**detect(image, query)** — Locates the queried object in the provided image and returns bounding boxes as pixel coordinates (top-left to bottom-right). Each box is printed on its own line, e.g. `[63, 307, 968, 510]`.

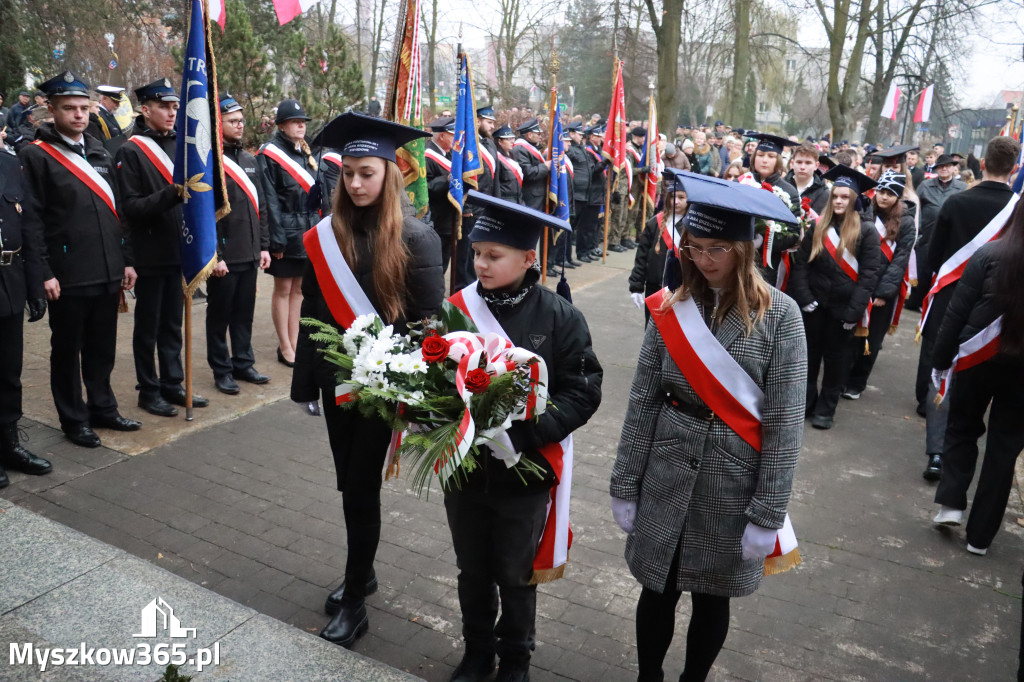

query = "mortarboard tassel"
[663, 249, 683, 292]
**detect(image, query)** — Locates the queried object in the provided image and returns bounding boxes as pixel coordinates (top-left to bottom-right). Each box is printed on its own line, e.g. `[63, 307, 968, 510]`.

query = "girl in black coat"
[789, 165, 881, 429]
[931, 201, 1024, 555]
[628, 182, 688, 322]
[844, 171, 917, 398]
[746, 134, 802, 286]
[290, 113, 444, 648]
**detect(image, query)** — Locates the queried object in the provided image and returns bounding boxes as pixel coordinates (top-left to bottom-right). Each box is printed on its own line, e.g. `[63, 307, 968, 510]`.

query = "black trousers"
[133, 272, 184, 397]
[48, 291, 120, 429]
[546, 230, 570, 266]
[846, 301, 893, 393]
[0, 312, 24, 425]
[322, 395, 392, 597]
[206, 264, 257, 378]
[454, 218, 477, 291]
[803, 308, 856, 418]
[444, 486, 549, 663]
[934, 362, 1024, 549]
[573, 205, 600, 256]
[438, 231, 453, 274]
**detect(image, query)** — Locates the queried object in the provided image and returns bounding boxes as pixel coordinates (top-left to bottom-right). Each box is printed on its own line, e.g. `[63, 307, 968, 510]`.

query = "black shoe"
[1, 423, 54, 473]
[923, 454, 942, 481]
[215, 374, 240, 395]
[91, 414, 142, 431]
[325, 571, 378, 616]
[609, 244, 627, 253]
[0, 467, 8, 488]
[622, 239, 638, 249]
[277, 348, 295, 368]
[319, 598, 369, 648]
[578, 253, 594, 263]
[63, 423, 101, 449]
[810, 415, 833, 430]
[545, 267, 561, 278]
[590, 248, 606, 258]
[560, 260, 578, 269]
[916, 404, 927, 418]
[450, 647, 497, 682]
[233, 367, 270, 385]
[567, 258, 583, 267]
[495, 660, 530, 682]
[139, 394, 178, 418]
[161, 387, 209, 408]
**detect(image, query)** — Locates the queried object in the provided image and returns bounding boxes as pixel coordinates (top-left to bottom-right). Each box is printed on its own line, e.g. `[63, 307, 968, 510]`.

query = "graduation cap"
[823, 164, 877, 195]
[134, 78, 178, 103]
[662, 168, 796, 242]
[750, 132, 797, 155]
[465, 190, 571, 251]
[275, 98, 310, 123]
[517, 117, 542, 135]
[477, 105, 496, 121]
[818, 154, 836, 170]
[494, 124, 515, 139]
[38, 71, 90, 99]
[219, 94, 243, 114]
[874, 144, 918, 164]
[315, 111, 430, 163]
[875, 169, 906, 198]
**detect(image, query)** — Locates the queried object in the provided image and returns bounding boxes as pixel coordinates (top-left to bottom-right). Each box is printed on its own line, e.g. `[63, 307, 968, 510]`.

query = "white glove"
[741, 522, 778, 560]
[476, 424, 520, 467]
[842, 321, 856, 331]
[801, 301, 818, 313]
[611, 497, 637, 534]
[931, 368, 945, 390]
[630, 292, 645, 311]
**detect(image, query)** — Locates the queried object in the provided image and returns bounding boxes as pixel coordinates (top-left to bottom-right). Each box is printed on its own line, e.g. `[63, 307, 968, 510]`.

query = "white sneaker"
[966, 543, 988, 556]
[841, 389, 861, 400]
[933, 507, 963, 526]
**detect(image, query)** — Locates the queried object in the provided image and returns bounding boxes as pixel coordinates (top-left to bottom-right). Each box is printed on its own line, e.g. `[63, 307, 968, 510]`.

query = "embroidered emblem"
[529, 334, 546, 349]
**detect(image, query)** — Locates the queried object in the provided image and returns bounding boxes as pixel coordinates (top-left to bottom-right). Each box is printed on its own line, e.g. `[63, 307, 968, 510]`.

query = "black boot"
[324, 569, 378, 615]
[0, 422, 52, 475]
[0, 466, 9, 489]
[319, 597, 368, 648]
[450, 645, 496, 682]
[923, 453, 942, 481]
[495, 658, 530, 682]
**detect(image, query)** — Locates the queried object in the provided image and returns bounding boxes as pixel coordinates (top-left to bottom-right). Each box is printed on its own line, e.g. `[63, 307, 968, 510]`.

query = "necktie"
[71, 143, 85, 157]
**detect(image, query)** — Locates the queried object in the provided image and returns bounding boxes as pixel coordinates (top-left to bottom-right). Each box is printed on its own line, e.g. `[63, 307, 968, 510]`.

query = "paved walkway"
[4, 255, 1023, 680]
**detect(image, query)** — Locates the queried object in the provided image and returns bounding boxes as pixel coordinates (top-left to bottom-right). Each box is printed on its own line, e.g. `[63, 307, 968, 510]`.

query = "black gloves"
[27, 298, 46, 322]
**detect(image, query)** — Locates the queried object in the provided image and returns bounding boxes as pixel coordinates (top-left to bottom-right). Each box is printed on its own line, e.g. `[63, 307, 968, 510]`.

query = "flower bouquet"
[737, 174, 809, 268]
[302, 303, 550, 494]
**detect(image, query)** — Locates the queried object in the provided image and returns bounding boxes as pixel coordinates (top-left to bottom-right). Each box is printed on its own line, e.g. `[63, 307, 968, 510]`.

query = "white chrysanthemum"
[363, 347, 391, 372]
[368, 375, 390, 392]
[388, 354, 411, 373]
[407, 357, 428, 374]
[351, 314, 375, 332]
[351, 366, 372, 386]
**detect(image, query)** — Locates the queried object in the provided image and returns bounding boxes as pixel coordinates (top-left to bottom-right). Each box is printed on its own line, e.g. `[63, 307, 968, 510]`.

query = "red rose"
[421, 333, 450, 364]
[801, 196, 812, 211]
[761, 182, 774, 192]
[465, 368, 491, 394]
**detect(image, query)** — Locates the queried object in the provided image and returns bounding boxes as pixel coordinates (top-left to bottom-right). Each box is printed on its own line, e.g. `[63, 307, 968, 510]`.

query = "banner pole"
[184, 289, 194, 421]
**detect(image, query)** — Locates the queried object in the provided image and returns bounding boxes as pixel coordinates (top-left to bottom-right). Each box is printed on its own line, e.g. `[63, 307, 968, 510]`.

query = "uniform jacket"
[425, 140, 457, 236]
[611, 287, 806, 596]
[512, 139, 549, 211]
[0, 152, 44, 316]
[784, 169, 829, 215]
[788, 214, 881, 323]
[475, 135, 496, 199]
[872, 200, 917, 302]
[19, 124, 125, 291]
[318, 150, 343, 215]
[219, 141, 270, 265]
[114, 118, 183, 273]
[257, 130, 317, 259]
[86, 107, 127, 156]
[291, 211, 444, 402]
[494, 149, 524, 204]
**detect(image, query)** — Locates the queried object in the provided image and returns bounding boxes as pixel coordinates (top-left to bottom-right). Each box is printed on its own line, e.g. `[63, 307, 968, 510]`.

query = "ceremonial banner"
[603, 60, 627, 171]
[881, 82, 901, 120]
[273, 0, 319, 25]
[174, 0, 228, 296]
[448, 53, 482, 213]
[209, 0, 226, 31]
[547, 92, 570, 222]
[384, 0, 427, 217]
[913, 85, 934, 124]
[640, 97, 662, 208]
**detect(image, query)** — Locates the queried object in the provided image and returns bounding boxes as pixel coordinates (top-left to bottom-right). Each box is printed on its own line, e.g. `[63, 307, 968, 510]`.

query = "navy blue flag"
[547, 95, 570, 221]
[174, 0, 228, 295]
[1012, 121, 1024, 195]
[448, 53, 482, 213]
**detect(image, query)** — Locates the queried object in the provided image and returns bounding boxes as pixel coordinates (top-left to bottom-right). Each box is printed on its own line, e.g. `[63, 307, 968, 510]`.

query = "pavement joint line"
[0, 553, 116, 618]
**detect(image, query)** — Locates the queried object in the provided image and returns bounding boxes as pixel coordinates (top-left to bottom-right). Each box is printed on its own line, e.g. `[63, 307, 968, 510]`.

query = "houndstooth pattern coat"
[611, 287, 807, 597]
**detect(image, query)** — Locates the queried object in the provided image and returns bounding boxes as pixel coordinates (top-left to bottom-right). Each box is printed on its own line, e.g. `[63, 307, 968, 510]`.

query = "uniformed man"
[208, 94, 271, 395]
[493, 125, 523, 204]
[566, 122, 607, 263]
[511, 118, 549, 211]
[608, 126, 645, 252]
[85, 84, 128, 155]
[425, 116, 456, 270]
[586, 125, 609, 258]
[116, 78, 208, 418]
[19, 71, 140, 447]
[7, 91, 31, 131]
[0, 144, 53, 484]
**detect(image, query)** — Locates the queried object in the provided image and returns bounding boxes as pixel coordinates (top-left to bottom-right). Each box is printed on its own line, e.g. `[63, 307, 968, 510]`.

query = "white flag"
[880, 82, 901, 120]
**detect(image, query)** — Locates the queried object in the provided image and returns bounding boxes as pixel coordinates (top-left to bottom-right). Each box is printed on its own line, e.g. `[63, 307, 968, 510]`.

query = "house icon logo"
[133, 597, 197, 639]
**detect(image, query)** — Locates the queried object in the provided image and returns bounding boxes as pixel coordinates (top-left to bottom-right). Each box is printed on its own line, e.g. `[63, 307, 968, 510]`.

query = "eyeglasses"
[224, 118, 245, 127]
[682, 245, 733, 262]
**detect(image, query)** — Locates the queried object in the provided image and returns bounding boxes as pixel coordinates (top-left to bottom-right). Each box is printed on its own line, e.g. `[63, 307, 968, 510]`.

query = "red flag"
[913, 85, 934, 124]
[604, 61, 627, 171]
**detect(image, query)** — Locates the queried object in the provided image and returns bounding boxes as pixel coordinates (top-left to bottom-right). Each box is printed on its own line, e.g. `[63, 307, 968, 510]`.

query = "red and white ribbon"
[936, 315, 1002, 403]
[479, 145, 495, 176]
[303, 216, 376, 334]
[824, 226, 858, 281]
[33, 140, 117, 217]
[223, 156, 260, 218]
[424, 146, 452, 172]
[127, 135, 174, 184]
[261, 142, 314, 192]
[514, 138, 546, 163]
[875, 217, 895, 262]
[498, 153, 523, 187]
[322, 151, 343, 169]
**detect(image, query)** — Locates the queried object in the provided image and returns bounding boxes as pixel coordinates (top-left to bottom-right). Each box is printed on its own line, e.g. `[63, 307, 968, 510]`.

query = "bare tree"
[643, 0, 684, 133]
[486, 0, 547, 103]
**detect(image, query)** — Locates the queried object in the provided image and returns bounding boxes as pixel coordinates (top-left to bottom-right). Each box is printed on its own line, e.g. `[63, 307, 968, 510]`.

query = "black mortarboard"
[134, 78, 178, 103]
[517, 118, 542, 135]
[874, 144, 918, 163]
[429, 116, 455, 133]
[315, 111, 431, 164]
[465, 190, 571, 250]
[818, 154, 836, 170]
[275, 98, 310, 123]
[663, 168, 796, 242]
[39, 71, 90, 98]
[477, 105, 496, 121]
[823, 164, 877, 194]
[751, 132, 797, 155]
[933, 153, 957, 168]
[494, 124, 515, 139]
[219, 94, 243, 114]
[875, 169, 906, 198]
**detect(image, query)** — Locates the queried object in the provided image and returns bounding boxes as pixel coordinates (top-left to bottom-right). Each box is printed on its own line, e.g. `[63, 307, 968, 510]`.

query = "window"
[785, 59, 796, 72]
[758, 101, 769, 114]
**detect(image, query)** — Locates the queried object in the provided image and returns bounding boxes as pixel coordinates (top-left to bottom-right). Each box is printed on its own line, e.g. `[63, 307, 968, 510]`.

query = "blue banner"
[448, 53, 482, 212]
[174, 0, 221, 295]
[547, 97, 570, 221]
[1013, 121, 1024, 195]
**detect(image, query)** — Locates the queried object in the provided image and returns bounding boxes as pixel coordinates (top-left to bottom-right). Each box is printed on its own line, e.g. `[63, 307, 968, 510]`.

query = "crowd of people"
[2, 68, 1024, 682]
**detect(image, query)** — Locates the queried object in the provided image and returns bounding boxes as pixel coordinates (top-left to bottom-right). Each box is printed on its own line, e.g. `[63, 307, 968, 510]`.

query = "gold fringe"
[763, 548, 802, 576]
[183, 254, 218, 298]
[853, 326, 869, 338]
[118, 290, 129, 313]
[915, 330, 922, 345]
[863, 340, 871, 356]
[529, 563, 566, 585]
[888, 324, 898, 336]
[385, 454, 401, 481]
[933, 391, 944, 406]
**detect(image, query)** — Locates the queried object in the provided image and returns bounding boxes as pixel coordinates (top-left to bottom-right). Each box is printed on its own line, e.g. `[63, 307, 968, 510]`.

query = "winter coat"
[917, 176, 967, 248]
[513, 139, 550, 211]
[494, 150, 524, 204]
[567, 140, 606, 206]
[611, 286, 806, 596]
[629, 212, 675, 297]
[788, 214, 882, 323]
[425, 140, 457, 236]
[85, 107, 127, 156]
[784, 169, 829, 215]
[0, 151, 44, 316]
[258, 130, 318, 259]
[218, 141, 270, 265]
[871, 200, 916, 302]
[692, 144, 721, 177]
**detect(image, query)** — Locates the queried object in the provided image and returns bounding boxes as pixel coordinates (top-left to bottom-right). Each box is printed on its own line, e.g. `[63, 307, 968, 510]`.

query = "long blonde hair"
[331, 161, 410, 323]
[810, 186, 861, 262]
[661, 237, 772, 335]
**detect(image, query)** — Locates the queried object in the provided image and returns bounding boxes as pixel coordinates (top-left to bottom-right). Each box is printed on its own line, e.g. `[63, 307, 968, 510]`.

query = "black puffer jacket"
[933, 241, 1023, 369]
[872, 200, 916, 302]
[291, 211, 445, 402]
[466, 268, 604, 493]
[784, 169, 829, 215]
[629, 212, 675, 297]
[258, 130, 318, 258]
[788, 214, 881, 323]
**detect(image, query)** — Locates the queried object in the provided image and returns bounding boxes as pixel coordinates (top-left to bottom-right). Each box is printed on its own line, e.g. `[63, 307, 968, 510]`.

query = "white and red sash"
[321, 151, 343, 169]
[449, 282, 574, 583]
[261, 143, 314, 192]
[875, 217, 895, 262]
[33, 140, 118, 218]
[478, 145, 495, 176]
[823, 226, 858, 281]
[917, 193, 1018, 339]
[127, 135, 174, 184]
[303, 217, 375, 333]
[586, 146, 603, 164]
[873, 217, 913, 330]
[498, 153, 523, 187]
[936, 316, 1003, 403]
[514, 138, 546, 164]
[222, 156, 260, 218]
[659, 212, 682, 255]
[645, 289, 799, 574]
[424, 146, 452, 172]
[563, 154, 573, 178]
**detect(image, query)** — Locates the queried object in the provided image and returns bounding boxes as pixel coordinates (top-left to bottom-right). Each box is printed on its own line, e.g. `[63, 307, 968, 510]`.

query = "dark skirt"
[266, 256, 307, 279]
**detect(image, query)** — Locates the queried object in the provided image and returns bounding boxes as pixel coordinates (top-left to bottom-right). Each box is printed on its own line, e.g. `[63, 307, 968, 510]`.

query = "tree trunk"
[729, 0, 751, 127]
[367, 0, 388, 100]
[863, 1, 886, 144]
[646, 0, 682, 136]
[355, 0, 364, 102]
